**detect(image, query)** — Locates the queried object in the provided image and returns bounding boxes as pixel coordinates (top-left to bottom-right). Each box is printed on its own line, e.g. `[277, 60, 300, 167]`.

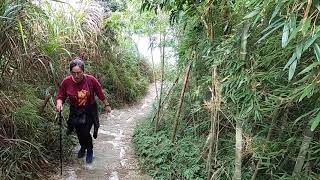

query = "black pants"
[74, 121, 93, 150]
[68, 102, 99, 150]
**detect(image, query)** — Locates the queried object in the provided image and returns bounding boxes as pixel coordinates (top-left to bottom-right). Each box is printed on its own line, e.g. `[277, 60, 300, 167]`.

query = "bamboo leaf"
[314, 44, 320, 61]
[244, 9, 260, 19]
[303, 34, 319, 52]
[284, 52, 296, 69]
[18, 19, 27, 55]
[294, 108, 319, 125]
[296, 44, 303, 60]
[269, 2, 283, 24]
[0, 16, 13, 20]
[298, 61, 320, 75]
[288, 21, 304, 43]
[311, 111, 320, 131]
[261, 18, 284, 34]
[302, 18, 311, 35]
[50, 0, 68, 3]
[257, 21, 284, 44]
[288, 59, 297, 81]
[289, 14, 297, 32]
[282, 22, 289, 47]
[299, 83, 315, 102]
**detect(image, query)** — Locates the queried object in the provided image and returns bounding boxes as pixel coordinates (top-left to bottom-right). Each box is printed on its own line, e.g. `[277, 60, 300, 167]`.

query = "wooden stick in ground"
[171, 62, 192, 144]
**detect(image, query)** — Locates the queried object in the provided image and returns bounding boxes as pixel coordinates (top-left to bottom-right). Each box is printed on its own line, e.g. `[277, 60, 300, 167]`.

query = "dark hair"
[69, 57, 85, 72]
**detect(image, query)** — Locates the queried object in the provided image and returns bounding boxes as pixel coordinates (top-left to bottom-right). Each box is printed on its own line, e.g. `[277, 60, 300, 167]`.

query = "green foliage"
[136, 0, 320, 178]
[94, 14, 152, 105]
[0, 0, 151, 178]
[133, 119, 207, 180]
[101, 0, 127, 12]
[0, 82, 74, 179]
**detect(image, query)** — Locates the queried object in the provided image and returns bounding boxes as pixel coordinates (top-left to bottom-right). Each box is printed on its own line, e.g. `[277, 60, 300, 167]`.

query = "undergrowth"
[0, 82, 74, 179]
[133, 118, 207, 180]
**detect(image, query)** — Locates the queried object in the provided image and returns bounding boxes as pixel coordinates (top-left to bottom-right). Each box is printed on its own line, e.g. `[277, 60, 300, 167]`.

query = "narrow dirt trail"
[54, 84, 156, 180]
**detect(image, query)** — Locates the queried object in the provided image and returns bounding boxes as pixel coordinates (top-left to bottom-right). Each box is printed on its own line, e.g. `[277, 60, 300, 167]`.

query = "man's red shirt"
[56, 74, 106, 107]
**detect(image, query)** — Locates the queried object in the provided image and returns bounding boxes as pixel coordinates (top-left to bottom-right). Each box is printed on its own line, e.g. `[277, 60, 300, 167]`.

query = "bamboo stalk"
[251, 108, 280, 180]
[292, 127, 314, 175]
[233, 20, 250, 180]
[155, 32, 166, 131]
[206, 71, 215, 179]
[206, 66, 221, 180]
[171, 62, 192, 144]
[234, 121, 242, 180]
[149, 36, 158, 97]
[157, 76, 179, 122]
[153, 33, 163, 128]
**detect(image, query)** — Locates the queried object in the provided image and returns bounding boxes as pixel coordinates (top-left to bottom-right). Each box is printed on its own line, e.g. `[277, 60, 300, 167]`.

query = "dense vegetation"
[2, 0, 320, 179]
[0, 0, 151, 178]
[133, 0, 320, 179]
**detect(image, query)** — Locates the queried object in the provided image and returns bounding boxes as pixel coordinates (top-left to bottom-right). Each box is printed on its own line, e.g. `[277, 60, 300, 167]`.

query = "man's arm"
[91, 76, 111, 113]
[56, 79, 67, 112]
[102, 99, 111, 113]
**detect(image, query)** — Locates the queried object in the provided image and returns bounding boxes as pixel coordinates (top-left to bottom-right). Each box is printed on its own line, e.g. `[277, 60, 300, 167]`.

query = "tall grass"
[0, 83, 75, 179]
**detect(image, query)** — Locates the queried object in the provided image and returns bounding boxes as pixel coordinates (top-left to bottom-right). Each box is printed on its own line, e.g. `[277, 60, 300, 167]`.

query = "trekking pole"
[58, 111, 63, 176]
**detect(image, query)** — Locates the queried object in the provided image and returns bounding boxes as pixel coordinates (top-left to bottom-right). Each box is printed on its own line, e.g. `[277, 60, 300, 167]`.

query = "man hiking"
[55, 57, 111, 163]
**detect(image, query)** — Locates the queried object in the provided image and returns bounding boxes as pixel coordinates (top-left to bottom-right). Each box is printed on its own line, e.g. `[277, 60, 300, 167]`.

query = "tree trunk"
[171, 62, 192, 144]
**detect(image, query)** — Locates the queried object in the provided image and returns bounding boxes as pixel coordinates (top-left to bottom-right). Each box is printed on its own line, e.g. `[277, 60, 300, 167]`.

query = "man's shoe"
[77, 147, 86, 158]
[86, 149, 93, 163]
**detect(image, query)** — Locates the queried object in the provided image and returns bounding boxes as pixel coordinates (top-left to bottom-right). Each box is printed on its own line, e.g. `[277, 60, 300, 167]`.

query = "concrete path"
[52, 84, 156, 180]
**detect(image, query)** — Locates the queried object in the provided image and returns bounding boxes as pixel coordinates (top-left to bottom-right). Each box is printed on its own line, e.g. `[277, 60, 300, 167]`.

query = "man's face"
[71, 66, 84, 83]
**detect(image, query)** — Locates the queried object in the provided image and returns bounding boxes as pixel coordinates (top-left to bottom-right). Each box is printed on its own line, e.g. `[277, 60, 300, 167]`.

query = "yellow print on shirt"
[77, 89, 88, 106]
